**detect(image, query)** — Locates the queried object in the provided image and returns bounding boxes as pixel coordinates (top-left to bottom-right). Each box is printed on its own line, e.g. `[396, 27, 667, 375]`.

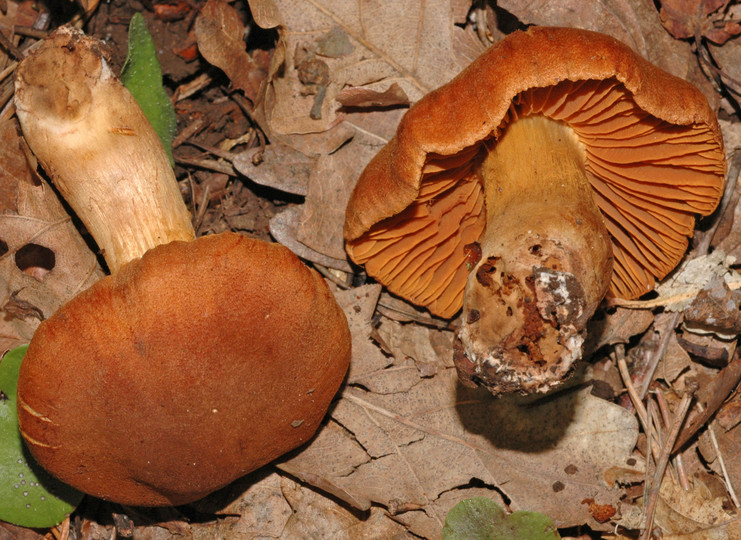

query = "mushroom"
[14, 27, 351, 506]
[344, 26, 725, 395]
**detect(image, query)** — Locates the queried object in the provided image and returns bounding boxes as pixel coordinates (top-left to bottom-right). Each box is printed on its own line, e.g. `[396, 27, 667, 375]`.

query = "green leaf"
[121, 12, 177, 167]
[0, 346, 83, 528]
[442, 497, 561, 540]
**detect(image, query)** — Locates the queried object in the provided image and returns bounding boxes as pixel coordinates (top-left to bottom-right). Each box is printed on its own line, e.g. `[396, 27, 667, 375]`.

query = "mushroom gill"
[347, 77, 724, 316]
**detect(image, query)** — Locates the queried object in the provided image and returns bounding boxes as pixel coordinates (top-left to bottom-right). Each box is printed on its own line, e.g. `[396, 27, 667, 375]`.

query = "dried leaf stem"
[639, 390, 694, 540]
[673, 350, 741, 451]
[698, 402, 740, 508]
[653, 388, 689, 491]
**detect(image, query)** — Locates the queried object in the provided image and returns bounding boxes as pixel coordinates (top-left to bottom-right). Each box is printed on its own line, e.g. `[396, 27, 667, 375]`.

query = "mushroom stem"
[14, 28, 194, 273]
[455, 115, 613, 394]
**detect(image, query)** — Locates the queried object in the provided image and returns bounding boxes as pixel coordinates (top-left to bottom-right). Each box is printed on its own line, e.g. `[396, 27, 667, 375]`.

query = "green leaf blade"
[0, 346, 83, 528]
[442, 497, 561, 540]
[121, 12, 177, 167]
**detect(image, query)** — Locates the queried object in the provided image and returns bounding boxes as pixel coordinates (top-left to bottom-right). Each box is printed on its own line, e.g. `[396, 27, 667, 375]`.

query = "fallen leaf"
[245, 0, 479, 266]
[260, 0, 467, 136]
[0, 120, 104, 351]
[194, 0, 267, 102]
[280, 474, 411, 538]
[683, 275, 741, 338]
[615, 251, 740, 312]
[233, 142, 313, 196]
[246, 0, 282, 29]
[189, 472, 293, 537]
[655, 475, 739, 537]
[336, 82, 410, 109]
[337, 284, 392, 384]
[585, 306, 655, 353]
[268, 205, 352, 271]
[281, 368, 638, 536]
[659, 0, 741, 45]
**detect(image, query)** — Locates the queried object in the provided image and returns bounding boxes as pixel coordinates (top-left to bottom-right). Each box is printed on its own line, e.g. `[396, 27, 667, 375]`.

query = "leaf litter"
[2, 0, 741, 538]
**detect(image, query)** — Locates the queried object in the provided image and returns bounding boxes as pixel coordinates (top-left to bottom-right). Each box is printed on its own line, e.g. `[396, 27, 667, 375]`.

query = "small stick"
[616, 346, 649, 429]
[698, 402, 740, 508]
[640, 390, 694, 540]
[653, 388, 687, 489]
[636, 314, 680, 400]
[673, 350, 741, 451]
[615, 347, 661, 463]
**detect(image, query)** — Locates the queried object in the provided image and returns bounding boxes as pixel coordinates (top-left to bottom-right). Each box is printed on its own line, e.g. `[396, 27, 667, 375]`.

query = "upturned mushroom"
[344, 26, 725, 395]
[15, 27, 351, 506]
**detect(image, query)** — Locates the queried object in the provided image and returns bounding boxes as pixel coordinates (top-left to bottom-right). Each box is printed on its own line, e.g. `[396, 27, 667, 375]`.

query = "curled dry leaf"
[584, 306, 655, 353]
[0, 120, 103, 351]
[335, 82, 410, 109]
[655, 475, 739, 536]
[269, 205, 352, 271]
[194, 0, 267, 103]
[659, 0, 741, 45]
[684, 275, 741, 338]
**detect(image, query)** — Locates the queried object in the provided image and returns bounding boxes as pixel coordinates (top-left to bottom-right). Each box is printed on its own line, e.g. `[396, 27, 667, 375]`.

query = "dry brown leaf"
[268, 205, 352, 271]
[280, 474, 412, 538]
[335, 83, 410, 108]
[194, 0, 266, 102]
[260, 0, 468, 136]
[684, 275, 741, 337]
[659, 0, 741, 45]
[244, 0, 480, 266]
[659, 333, 693, 384]
[282, 377, 638, 537]
[281, 284, 640, 538]
[0, 120, 103, 351]
[585, 306, 655, 353]
[655, 475, 740, 538]
[233, 142, 313, 196]
[615, 251, 740, 312]
[708, 421, 741, 503]
[294, 138, 365, 260]
[340, 284, 392, 384]
[189, 472, 293, 537]
[246, 0, 282, 29]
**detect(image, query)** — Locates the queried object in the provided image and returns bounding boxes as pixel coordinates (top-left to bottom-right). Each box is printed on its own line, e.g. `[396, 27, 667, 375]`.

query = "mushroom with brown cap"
[344, 26, 725, 395]
[14, 27, 351, 506]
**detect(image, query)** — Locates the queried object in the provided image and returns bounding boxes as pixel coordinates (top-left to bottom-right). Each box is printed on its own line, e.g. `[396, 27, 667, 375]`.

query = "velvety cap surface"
[17, 232, 350, 505]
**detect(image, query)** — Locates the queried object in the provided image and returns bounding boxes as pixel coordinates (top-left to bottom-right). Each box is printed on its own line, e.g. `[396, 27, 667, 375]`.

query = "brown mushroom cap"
[344, 26, 726, 318]
[17, 232, 351, 506]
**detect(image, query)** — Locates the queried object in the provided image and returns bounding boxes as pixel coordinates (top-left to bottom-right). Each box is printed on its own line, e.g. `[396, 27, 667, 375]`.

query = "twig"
[673, 349, 741, 451]
[699, 402, 740, 508]
[174, 155, 237, 176]
[654, 388, 689, 490]
[643, 396, 657, 512]
[640, 390, 694, 540]
[637, 314, 680, 400]
[616, 346, 649, 429]
[615, 346, 661, 464]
